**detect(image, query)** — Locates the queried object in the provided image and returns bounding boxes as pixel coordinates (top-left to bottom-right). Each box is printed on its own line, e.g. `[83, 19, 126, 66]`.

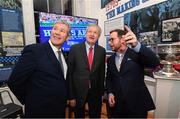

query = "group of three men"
[7, 22, 160, 118]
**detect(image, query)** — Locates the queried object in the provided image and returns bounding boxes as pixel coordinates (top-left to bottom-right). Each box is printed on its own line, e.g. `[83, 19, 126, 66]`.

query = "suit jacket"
[67, 42, 106, 106]
[106, 45, 160, 112]
[8, 42, 68, 117]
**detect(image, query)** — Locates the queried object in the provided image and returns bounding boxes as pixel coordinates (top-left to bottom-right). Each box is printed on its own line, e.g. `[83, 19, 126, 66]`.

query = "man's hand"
[69, 99, 76, 107]
[108, 94, 115, 107]
[124, 25, 138, 48]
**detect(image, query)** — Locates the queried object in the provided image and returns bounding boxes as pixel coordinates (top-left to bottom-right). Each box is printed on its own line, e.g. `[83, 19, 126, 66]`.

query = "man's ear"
[120, 37, 126, 46]
[66, 36, 70, 41]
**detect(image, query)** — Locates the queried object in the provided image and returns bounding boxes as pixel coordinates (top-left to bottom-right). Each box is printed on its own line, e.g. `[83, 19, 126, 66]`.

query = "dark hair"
[110, 29, 127, 38]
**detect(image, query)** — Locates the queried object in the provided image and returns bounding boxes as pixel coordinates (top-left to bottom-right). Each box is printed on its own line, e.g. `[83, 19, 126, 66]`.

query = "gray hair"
[86, 24, 102, 36]
[53, 21, 71, 34]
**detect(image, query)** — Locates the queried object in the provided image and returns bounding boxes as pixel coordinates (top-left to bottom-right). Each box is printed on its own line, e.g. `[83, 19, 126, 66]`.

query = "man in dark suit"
[7, 22, 70, 118]
[68, 24, 106, 118]
[106, 26, 160, 118]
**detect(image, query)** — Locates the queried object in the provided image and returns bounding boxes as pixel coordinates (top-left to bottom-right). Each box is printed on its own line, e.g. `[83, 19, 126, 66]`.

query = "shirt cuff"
[131, 42, 141, 53]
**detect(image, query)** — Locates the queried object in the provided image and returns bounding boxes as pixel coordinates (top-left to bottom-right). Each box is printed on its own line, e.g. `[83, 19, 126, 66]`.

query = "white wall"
[155, 78, 180, 118]
[72, 0, 167, 48]
[22, 0, 36, 45]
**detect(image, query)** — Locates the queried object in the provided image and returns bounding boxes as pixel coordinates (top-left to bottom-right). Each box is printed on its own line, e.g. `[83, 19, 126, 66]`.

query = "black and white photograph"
[162, 17, 180, 42]
[139, 31, 158, 45]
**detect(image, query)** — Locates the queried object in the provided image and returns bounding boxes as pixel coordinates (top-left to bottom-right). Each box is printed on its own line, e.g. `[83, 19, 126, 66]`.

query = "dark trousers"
[111, 108, 148, 118]
[74, 89, 102, 118]
[109, 102, 148, 118]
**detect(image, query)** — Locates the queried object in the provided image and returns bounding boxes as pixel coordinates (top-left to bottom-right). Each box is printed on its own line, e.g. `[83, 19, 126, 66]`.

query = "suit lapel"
[44, 42, 64, 75]
[81, 42, 89, 69]
[81, 42, 100, 72]
[112, 54, 119, 73]
[61, 50, 68, 63]
[120, 48, 131, 74]
[91, 45, 101, 72]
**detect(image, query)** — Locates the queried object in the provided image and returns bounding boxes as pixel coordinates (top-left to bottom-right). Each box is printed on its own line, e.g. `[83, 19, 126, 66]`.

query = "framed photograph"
[161, 17, 180, 42]
[139, 31, 158, 45]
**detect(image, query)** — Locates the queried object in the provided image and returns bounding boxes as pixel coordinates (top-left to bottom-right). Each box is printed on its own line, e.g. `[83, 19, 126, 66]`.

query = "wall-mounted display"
[39, 12, 98, 52]
[161, 17, 180, 42]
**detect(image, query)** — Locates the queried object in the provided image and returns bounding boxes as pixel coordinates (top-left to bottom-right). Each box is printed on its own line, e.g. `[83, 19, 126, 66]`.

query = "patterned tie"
[88, 47, 93, 71]
[57, 50, 64, 74]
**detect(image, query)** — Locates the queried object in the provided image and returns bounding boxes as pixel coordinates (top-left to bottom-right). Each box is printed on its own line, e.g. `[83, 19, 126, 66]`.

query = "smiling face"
[50, 22, 70, 49]
[85, 25, 101, 46]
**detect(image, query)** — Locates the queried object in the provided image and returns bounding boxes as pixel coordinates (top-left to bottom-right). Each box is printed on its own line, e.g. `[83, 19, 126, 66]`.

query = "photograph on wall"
[2, 32, 24, 46]
[139, 31, 158, 45]
[161, 17, 180, 42]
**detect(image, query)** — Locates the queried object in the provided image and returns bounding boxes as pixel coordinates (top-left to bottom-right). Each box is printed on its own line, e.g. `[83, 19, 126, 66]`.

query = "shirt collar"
[116, 48, 127, 57]
[116, 52, 122, 58]
[48, 40, 61, 52]
[85, 41, 95, 50]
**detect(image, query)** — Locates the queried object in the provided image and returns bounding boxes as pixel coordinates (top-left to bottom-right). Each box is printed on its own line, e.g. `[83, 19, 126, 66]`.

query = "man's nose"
[55, 30, 61, 34]
[90, 32, 94, 36]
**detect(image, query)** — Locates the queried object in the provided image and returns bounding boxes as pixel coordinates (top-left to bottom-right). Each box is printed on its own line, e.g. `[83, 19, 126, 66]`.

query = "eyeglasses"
[109, 37, 122, 42]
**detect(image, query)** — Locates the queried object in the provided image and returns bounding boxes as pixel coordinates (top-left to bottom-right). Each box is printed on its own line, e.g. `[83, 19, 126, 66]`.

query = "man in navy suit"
[106, 26, 160, 118]
[68, 24, 106, 118]
[7, 21, 70, 118]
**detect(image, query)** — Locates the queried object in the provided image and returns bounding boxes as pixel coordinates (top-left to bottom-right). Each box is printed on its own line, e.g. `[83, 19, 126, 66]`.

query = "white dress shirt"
[85, 41, 95, 56]
[115, 52, 124, 71]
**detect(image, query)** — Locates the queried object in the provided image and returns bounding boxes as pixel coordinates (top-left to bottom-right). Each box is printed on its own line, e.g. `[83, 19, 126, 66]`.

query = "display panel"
[39, 12, 98, 52]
